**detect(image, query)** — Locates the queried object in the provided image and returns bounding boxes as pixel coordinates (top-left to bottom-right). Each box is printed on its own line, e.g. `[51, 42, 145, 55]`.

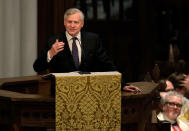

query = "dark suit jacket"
[33, 31, 117, 73]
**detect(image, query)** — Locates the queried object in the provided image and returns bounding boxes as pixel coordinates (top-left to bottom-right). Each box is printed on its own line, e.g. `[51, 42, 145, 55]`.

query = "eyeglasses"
[165, 102, 182, 108]
[165, 89, 174, 92]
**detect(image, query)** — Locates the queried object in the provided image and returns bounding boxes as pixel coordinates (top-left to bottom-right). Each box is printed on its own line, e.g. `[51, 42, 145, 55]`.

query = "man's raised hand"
[49, 39, 64, 58]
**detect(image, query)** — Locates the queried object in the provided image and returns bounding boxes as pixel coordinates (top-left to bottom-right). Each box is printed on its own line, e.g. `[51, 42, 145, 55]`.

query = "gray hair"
[64, 8, 85, 22]
[161, 91, 184, 105]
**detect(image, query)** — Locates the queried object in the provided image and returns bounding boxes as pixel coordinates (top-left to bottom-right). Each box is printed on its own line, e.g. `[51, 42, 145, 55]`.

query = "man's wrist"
[47, 50, 53, 62]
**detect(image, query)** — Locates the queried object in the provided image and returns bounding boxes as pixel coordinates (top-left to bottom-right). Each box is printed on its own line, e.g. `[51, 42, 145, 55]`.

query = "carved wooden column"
[37, 0, 74, 56]
[53, 0, 74, 34]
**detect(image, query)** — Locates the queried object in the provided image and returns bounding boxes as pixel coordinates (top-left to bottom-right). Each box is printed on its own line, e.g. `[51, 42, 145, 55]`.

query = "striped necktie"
[72, 37, 79, 69]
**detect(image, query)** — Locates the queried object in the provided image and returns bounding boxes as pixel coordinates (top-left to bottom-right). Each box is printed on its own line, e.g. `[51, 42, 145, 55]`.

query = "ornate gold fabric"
[178, 98, 189, 123]
[55, 72, 121, 131]
[179, 110, 189, 122]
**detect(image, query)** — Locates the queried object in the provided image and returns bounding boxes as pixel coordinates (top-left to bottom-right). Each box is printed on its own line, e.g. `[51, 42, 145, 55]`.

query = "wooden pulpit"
[121, 82, 158, 131]
[0, 76, 55, 131]
[0, 75, 158, 131]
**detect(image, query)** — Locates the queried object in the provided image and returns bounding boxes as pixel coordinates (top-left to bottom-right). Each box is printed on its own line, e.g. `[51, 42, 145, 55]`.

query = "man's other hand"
[123, 85, 142, 93]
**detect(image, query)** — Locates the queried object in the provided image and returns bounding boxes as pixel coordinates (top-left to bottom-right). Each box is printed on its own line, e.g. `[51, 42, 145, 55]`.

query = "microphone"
[75, 37, 91, 74]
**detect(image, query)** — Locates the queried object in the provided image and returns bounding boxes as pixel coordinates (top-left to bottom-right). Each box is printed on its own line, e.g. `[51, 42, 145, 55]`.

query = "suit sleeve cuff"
[47, 51, 52, 62]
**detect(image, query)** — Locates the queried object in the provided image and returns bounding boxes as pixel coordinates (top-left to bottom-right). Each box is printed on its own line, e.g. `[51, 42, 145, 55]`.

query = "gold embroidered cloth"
[54, 72, 121, 131]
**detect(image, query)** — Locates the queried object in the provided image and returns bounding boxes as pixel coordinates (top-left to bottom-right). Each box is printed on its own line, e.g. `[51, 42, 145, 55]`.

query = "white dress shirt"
[157, 112, 189, 131]
[47, 31, 82, 63]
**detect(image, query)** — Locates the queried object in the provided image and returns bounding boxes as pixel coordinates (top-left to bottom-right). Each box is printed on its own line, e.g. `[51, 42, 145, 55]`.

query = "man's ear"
[81, 21, 84, 28]
[162, 104, 166, 111]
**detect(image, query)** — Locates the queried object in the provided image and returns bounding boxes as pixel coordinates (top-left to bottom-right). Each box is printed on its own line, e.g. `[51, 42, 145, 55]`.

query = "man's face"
[166, 80, 174, 91]
[160, 80, 174, 98]
[64, 12, 84, 37]
[163, 95, 182, 121]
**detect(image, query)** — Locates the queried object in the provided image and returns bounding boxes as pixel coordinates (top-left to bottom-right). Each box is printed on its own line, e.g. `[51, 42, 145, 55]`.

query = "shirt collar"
[157, 112, 177, 124]
[65, 31, 81, 42]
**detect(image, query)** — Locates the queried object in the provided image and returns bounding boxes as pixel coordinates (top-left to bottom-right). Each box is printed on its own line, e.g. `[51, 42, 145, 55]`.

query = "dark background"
[37, 0, 189, 82]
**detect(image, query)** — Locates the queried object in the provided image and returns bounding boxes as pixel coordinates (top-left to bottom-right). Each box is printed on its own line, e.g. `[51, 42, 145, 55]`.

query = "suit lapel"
[62, 33, 71, 54]
[62, 32, 78, 69]
[80, 32, 87, 65]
